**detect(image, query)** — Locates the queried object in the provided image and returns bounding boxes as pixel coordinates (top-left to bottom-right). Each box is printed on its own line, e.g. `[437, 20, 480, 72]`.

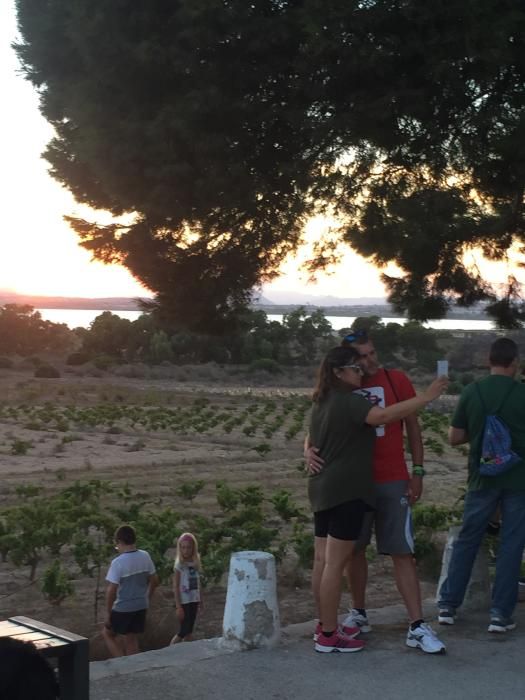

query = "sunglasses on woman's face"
[340, 364, 365, 375]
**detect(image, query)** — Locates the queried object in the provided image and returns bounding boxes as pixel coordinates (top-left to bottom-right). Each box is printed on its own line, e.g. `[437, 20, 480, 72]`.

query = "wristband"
[412, 466, 425, 477]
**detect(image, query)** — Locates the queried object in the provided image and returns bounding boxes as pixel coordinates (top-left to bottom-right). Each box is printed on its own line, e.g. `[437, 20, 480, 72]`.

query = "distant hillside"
[0, 290, 490, 320]
[261, 289, 386, 306]
[0, 292, 147, 311]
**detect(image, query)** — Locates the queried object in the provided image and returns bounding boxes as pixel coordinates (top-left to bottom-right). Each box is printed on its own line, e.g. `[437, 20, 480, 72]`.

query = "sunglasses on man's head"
[343, 329, 368, 344]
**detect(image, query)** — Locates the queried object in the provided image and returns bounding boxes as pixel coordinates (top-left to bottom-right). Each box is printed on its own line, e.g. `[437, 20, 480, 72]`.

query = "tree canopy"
[0, 304, 74, 355]
[14, 0, 525, 330]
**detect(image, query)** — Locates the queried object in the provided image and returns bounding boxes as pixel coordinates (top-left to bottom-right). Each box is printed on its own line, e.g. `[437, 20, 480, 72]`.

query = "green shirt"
[308, 388, 376, 512]
[451, 375, 525, 491]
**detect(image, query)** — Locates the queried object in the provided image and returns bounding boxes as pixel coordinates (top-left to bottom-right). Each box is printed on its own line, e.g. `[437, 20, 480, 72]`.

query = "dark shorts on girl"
[179, 602, 199, 638]
[314, 499, 370, 541]
[109, 608, 146, 635]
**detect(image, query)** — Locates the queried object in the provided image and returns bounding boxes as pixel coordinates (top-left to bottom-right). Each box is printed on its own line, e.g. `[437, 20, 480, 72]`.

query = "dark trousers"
[179, 602, 199, 638]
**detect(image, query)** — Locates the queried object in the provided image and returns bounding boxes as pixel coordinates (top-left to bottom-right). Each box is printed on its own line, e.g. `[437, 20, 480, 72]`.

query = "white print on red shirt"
[354, 386, 385, 437]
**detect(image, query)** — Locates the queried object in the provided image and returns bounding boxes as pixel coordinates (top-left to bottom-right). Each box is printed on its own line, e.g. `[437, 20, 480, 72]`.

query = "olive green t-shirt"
[308, 389, 376, 513]
[451, 375, 525, 491]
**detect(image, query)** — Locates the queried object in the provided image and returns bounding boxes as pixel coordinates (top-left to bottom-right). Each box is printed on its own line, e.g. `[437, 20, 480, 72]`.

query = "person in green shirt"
[310, 345, 448, 653]
[438, 337, 525, 632]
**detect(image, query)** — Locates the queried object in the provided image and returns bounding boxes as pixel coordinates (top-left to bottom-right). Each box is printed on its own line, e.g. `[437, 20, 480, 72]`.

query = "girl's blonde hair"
[175, 532, 201, 569]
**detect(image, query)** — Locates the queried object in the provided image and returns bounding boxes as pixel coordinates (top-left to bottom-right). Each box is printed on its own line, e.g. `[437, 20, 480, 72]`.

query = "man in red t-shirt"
[306, 330, 445, 654]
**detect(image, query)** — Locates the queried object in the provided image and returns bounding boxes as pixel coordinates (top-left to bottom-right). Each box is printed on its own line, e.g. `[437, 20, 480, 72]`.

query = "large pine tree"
[14, 0, 525, 330]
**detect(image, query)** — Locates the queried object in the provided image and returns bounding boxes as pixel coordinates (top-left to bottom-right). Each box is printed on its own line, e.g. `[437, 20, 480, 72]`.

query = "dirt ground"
[0, 366, 466, 659]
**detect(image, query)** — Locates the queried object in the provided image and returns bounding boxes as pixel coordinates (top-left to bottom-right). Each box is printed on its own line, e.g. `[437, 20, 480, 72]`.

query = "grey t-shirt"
[106, 549, 156, 612]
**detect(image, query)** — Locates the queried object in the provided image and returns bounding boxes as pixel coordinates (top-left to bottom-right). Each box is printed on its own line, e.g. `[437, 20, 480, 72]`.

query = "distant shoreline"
[1, 293, 492, 321]
[256, 304, 490, 321]
[0, 293, 147, 312]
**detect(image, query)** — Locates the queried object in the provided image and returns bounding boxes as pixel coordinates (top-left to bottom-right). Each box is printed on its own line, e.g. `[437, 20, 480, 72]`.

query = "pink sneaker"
[313, 622, 360, 641]
[341, 622, 361, 638]
[315, 630, 365, 653]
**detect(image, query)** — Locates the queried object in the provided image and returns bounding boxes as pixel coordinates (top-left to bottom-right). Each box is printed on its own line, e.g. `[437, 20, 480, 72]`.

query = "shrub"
[177, 480, 205, 502]
[34, 364, 60, 378]
[248, 358, 283, 374]
[93, 354, 116, 370]
[292, 523, 314, 569]
[412, 503, 457, 577]
[216, 481, 240, 512]
[11, 438, 33, 455]
[41, 560, 74, 605]
[460, 372, 475, 386]
[253, 442, 271, 455]
[447, 380, 463, 395]
[66, 351, 91, 365]
[271, 489, 305, 521]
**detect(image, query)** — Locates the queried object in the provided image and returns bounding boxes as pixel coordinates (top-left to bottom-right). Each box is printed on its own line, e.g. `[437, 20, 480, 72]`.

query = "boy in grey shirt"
[102, 525, 158, 657]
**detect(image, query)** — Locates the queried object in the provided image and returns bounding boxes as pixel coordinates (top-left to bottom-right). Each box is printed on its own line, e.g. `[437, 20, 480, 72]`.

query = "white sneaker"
[406, 622, 446, 654]
[488, 616, 516, 633]
[342, 608, 372, 633]
[437, 607, 456, 625]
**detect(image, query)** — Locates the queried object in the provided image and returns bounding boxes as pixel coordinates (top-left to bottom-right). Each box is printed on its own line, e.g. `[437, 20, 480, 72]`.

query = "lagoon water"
[37, 307, 494, 331]
[267, 314, 492, 332]
[37, 308, 143, 328]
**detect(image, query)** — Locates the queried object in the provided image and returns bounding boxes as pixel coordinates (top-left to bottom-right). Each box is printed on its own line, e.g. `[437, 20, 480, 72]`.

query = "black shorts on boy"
[109, 609, 146, 635]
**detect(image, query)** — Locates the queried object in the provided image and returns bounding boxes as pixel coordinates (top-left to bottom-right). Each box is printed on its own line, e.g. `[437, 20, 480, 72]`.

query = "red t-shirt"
[355, 368, 416, 483]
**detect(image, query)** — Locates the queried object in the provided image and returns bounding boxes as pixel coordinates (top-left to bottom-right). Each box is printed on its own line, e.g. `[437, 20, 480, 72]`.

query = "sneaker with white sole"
[315, 630, 365, 653]
[406, 622, 446, 654]
[313, 622, 361, 641]
[342, 608, 372, 633]
[437, 607, 456, 625]
[488, 616, 516, 633]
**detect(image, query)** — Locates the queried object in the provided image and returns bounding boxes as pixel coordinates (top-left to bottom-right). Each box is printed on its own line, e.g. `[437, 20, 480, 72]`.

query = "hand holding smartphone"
[437, 360, 449, 377]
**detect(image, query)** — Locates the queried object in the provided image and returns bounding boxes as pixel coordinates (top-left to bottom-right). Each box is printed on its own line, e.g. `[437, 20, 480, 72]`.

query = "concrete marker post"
[436, 525, 491, 611]
[221, 550, 280, 650]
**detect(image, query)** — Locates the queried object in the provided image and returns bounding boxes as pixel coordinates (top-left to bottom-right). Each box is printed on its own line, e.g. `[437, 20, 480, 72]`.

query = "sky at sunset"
[2, 2, 523, 304]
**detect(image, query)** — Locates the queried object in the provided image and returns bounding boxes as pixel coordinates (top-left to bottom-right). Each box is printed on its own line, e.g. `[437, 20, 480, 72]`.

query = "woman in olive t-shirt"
[309, 346, 447, 653]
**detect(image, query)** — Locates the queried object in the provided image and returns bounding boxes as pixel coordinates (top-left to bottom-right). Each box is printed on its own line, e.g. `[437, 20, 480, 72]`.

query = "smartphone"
[437, 360, 449, 377]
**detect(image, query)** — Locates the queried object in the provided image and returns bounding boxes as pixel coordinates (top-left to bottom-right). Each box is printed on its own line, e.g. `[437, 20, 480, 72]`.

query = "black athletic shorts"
[314, 499, 370, 541]
[179, 602, 199, 638]
[109, 608, 146, 635]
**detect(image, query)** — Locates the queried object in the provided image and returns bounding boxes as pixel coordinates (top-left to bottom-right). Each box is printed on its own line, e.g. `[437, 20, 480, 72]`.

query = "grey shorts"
[355, 480, 414, 555]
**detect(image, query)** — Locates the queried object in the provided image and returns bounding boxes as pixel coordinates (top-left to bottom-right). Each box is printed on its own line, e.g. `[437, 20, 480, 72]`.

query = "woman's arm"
[366, 376, 448, 426]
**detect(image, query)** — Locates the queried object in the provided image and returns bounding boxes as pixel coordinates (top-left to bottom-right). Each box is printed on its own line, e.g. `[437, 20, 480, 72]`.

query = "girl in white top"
[170, 532, 202, 644]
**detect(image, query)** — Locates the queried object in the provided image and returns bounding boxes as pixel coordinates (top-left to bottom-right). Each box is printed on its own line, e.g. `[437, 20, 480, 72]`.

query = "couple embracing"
[305, 330, 447, 654]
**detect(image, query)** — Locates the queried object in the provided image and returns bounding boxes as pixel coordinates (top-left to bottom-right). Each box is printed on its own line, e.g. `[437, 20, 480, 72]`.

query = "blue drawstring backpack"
[475, 382, 521, 476]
